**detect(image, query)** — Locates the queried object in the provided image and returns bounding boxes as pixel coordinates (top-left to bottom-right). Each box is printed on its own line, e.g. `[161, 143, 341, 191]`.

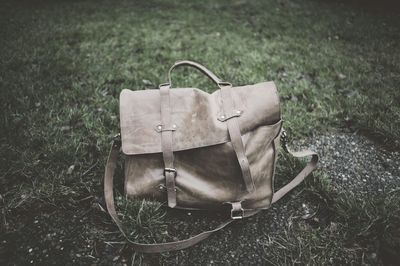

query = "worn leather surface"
[104, 61, 319, 252]
[120, 81, 280, 155]
[122, 81, 283, 209]
[104, 132, 318, 253]
[125, 120, 282, 209]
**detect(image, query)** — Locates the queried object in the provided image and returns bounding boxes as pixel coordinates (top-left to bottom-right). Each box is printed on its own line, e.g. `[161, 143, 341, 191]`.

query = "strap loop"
[164, 167, 177, 177]
[230, 202, 244, 220]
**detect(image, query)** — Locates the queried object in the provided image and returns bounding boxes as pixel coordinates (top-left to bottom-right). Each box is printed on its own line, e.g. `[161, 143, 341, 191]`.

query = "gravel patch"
[301, 131, 400, 196]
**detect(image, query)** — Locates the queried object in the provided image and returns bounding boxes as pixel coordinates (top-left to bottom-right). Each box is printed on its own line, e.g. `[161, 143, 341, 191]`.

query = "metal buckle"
[112, 133, 121, 148]
[114, 133, 121, 140]
[280, 129, 289, 153]
[164, 167, 177, 177]
[159, 83, 170, 88]
[217, 81, 232, 87]
[231, 208, 244, 220]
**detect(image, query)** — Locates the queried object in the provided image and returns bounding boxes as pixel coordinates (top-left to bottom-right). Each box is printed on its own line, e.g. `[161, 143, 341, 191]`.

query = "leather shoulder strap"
[103, 136, 318, 253]
[104, 138, 237, 253]
[272, 149, 319, 203]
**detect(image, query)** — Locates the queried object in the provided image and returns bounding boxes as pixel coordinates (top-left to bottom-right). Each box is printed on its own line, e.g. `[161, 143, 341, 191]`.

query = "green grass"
[1, 0, 399, 265]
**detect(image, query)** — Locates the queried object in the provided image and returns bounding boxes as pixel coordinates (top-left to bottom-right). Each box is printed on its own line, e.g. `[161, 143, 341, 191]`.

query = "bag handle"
[103, 134, 318, 253]
[167, 60, 231, 88]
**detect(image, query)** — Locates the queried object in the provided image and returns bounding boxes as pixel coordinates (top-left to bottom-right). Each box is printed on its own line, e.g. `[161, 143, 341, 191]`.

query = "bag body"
[104, 61, 318, 253]
[121, 82, 282, 210]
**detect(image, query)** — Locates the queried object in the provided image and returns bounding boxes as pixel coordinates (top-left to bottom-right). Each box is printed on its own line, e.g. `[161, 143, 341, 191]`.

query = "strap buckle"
[280, 129, 289, 153]
[231, 208, 244, 220]
[164, 167, 177, 177]
[229, 201, 244, 220]
[112, 133, 121, 148]
[217, 81, 232, 87]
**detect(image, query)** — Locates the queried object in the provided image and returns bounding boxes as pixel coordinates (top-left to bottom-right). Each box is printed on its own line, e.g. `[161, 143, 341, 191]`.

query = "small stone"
[67, 165, 75, 175]
[60, 125, 71, 132]
[28, 248, 33, 253]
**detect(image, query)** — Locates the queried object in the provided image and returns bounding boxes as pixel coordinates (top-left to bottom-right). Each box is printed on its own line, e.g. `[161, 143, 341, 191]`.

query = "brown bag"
[104, 60, 318, 253]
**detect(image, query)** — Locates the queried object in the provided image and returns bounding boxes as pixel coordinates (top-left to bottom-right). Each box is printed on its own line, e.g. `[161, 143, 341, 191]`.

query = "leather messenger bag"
[104, 60, 319, 253]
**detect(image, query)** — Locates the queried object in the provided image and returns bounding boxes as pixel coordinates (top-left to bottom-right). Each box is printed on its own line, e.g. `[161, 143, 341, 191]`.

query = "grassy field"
[1, 0, 399, 265]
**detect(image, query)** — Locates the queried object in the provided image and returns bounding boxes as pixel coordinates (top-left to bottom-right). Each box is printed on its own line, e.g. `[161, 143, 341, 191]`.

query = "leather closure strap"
[159, 84, 177, 208]
[220, 85, 255, 193]
[162, 61, 254, 201]
[167, 60, 255, 193]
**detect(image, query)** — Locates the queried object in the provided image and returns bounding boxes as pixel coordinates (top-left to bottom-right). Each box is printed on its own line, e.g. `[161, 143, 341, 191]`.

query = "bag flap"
[120, 81, 280, 155]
